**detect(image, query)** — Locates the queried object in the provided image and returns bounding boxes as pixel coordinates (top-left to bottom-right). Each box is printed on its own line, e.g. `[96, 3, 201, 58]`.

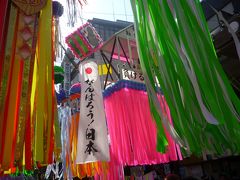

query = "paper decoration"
[54, 66, 64, 84]
[13, 0, 47, 15]
[66, 23, 103, 60]
[76, 61, 109, 163]
[131, 0, 240, 155]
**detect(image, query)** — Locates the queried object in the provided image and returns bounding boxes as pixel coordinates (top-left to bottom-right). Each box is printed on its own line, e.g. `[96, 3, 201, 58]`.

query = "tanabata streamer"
[34, 0, 55, 164]
[0, 0, 60, 174]
[76, 61, 110, 164]
[58, 80, 181, 179]
[0, 4, 39, 170]
[130, 0, 240, 155]
[103, 80, 181, 179]
[58, 107, 108, 179]
[0, 4, 18, 171]
[0, 0, 10, 90]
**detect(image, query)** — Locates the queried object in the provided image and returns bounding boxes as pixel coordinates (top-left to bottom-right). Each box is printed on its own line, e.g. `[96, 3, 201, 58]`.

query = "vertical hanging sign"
[76, 61, 110, 163]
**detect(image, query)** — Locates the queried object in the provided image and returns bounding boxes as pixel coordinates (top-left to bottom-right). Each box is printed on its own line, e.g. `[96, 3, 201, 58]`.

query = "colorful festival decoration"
[52, 1, 64, 17]
[131, 0, 240, 155]
[103, 80, 182, 179]
[58, 107, 109, 179]
[0, 0, 10, 90]
[54, 66, 64, 84]
[66, 23, 103, 60]
[12, 0, 47, 15]
[2, 0, 240, 178]
[0, 4, 40, 171]
[76, 61, 110, 163]
[0, 0, 60, 175]
[70, 83, 81, 96]
[56, 89, 67, 104]
[52, 1, 64, 59]
[55, 83, 81, 104]
[57, 80, 181, 179]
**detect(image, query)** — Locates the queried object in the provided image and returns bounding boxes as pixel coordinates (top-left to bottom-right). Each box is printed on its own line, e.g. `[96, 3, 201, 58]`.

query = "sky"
[58, 0, 134, 40]
[81, 0, 134, 22]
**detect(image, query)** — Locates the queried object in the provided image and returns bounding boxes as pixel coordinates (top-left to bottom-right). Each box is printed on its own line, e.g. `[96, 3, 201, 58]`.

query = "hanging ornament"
[54, 66, 64, 84]
[52, 1, 64, 18]
[13, 0, 47, 15]
[66, 23, 103, 60]
[70, 83, 81, 95]
[52, 1, 64, 59]
[56, 89, 66, 104]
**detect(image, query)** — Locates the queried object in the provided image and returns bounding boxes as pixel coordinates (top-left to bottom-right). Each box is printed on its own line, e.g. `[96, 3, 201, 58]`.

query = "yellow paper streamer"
[34, 0, 52, 163]
[30, 49, 38, 166]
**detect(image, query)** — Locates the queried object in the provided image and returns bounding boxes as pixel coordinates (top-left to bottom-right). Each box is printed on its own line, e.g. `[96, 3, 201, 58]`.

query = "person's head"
[165, 174, 180, 180]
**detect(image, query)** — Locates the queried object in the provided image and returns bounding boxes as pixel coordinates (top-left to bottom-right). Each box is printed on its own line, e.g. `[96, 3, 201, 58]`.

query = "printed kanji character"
[85, 141, 98, 154]
[86, 128, 95, 140]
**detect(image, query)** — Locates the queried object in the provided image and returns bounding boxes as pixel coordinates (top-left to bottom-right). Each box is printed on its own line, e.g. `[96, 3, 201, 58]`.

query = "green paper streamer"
[131, 0, 240, 155]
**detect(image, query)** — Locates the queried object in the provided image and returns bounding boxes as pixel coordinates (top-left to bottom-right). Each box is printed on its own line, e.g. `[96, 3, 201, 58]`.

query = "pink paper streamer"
[103, 88, 182, 179]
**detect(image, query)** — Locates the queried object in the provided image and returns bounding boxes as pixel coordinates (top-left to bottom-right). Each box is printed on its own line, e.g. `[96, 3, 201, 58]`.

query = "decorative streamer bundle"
[103, 80, 182, 179]
[33, 0, 56, 164]
[0, 4, 40, 171]
[58, 106, 72, 179]
[0, 0, 60, 174]
[58, 106, 109, 179]
[130, 0, 240, 155]
[66, 0, 87, 27]
[57, 80, 181, 179]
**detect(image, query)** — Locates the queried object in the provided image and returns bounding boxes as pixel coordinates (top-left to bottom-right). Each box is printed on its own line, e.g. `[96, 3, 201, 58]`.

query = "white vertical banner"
[76, 61, 110, 164]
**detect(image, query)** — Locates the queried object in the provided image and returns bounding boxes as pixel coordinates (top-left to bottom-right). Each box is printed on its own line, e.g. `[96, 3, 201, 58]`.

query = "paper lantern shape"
[56, 83, 81, 104]
[70, 83, 81, 95]
[65, 23, 103, 60]
[52, 1, 64, 17]
[54, 66, 64, 84]
[56, 89, 66, 104]
[69, 83, 81, 101]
